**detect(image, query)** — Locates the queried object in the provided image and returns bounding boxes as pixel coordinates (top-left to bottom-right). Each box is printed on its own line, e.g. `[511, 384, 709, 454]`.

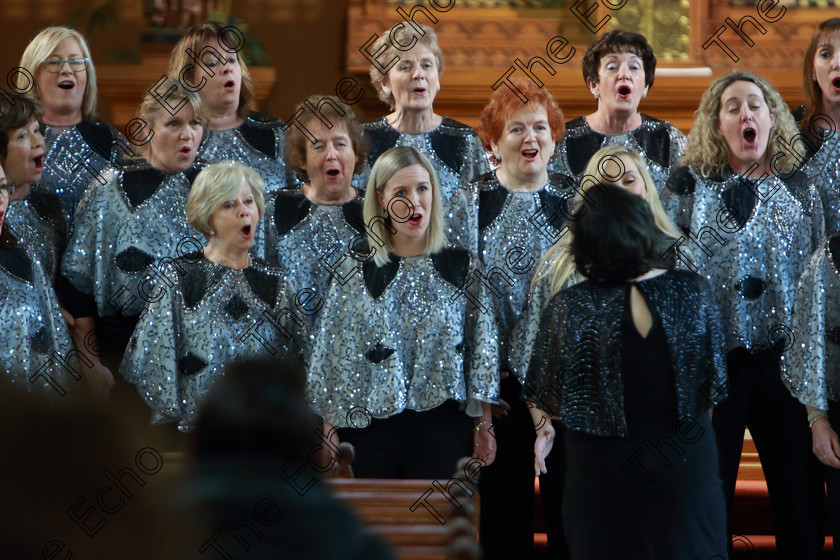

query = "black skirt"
[562, 292, 728, 559]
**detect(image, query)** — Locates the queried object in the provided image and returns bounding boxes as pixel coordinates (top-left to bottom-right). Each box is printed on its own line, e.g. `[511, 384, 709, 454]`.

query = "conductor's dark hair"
[192, 358, 319, 459]
[570, 183, 666, 282]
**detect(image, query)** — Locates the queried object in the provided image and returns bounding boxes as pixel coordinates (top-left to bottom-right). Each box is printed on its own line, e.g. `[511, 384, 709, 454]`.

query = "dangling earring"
[436, 84, 441, 92]
[383, 87, 391, 96]
[593, 91, 599, 100]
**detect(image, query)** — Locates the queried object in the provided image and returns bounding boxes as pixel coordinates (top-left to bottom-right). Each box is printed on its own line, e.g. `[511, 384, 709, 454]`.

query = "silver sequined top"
[6, 187, 66, 284]
[121, 254, 308, 432]
[42, 121, 128, 229]
[197, 113, 289, 192]
[61, 160, 204, 319]
[450, 171, 576, 370]
[0, 244, 74, 400]
[549, 114, 686, 192]
[307, 246, 500, 428]
[793, 112, 840, 238]
[357, 116, 490, 207]
[663, 166, 824, 352]
[782, 234, 840, 410]
[257, 189, 365, 323]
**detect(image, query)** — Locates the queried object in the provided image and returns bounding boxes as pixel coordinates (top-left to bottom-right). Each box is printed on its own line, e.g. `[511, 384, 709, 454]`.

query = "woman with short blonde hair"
[122, 161, 305, 433]
[61, 76, 208, 405]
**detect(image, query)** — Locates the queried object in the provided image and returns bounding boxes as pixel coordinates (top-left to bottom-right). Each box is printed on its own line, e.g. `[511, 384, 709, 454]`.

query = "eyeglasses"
[41, 57, 89, 73]
[0, 182, 16, 200]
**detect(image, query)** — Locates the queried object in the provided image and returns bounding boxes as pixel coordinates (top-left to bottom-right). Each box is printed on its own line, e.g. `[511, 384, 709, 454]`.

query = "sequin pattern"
[663, 167, 824, 352]
[356, 116, 489, 219]
[307, 249, 499, 428]
[121, 254, 308, 432]
[257, 190, 364, 325]
[197, 114, 289, 192]
[42, 121, 128, 229]
[549, 114, 686, 192]
[0, 245, 74, 400]
[782, 234, 840, 410]
[451, 171, 576, 370]
[61, 161, 204, 318]
[6, 188, 66, 284]
[799, 129, 840, 237]
[525, 270, 727, 437]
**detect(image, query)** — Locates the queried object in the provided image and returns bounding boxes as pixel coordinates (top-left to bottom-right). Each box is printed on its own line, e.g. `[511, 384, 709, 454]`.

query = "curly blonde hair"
[533, 145, 683, 297]
[682, 71, 802, 177]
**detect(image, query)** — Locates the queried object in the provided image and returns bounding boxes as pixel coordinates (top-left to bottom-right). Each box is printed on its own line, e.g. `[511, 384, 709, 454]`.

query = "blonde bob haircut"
[368, 23, 444, 111]
[533, 145, 683, 297]
[168, 21, 255, 120]
[363, 146, 446, 267]
[682, 71, 801, 177]
[137, 76, 210, 155]
[19, 27, 98, 121]
[187, 161, 265, 239]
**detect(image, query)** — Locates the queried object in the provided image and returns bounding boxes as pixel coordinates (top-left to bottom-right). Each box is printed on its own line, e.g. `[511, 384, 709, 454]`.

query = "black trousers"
[822, 401, 840, 559]
[540, 420, 570, 560]
[713, 346, 825, 559]
[479, 375, 536, 560]
[337, 399, 473, 479]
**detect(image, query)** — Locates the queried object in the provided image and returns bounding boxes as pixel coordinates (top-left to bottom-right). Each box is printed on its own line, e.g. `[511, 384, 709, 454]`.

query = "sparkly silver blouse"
[792, 108, 840, 238]
[450, 171, 576, 370]
[42, 121, 128, 229]
[307, 246, 500, 428]
[358, 116, 490, 206]
[549, 114, 686, 192]
[61, 160, 204, 319]
[121, 254, 308, 432]
[197, 113, 289, 192]
[663, 166, 824, 352]
[6, 187, 67, 284]
[257, 189, 364, 321]
[0, 244, 74, 399]
[525, 270, 727, 437]
[782, 234, 840, 410]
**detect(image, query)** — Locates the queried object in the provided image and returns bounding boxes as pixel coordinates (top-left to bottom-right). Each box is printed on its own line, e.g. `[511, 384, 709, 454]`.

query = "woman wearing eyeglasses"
[18, 27, 127, 230]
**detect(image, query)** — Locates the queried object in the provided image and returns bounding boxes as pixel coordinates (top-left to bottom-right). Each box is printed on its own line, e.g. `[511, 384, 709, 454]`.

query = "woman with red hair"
[456, 78, 574, 560]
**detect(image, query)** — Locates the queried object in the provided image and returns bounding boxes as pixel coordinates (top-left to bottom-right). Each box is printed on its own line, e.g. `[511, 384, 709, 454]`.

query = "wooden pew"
[325, 446, 481, 560]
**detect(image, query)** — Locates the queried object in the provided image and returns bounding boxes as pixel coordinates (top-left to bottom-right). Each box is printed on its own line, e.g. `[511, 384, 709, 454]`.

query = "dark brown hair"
[0, 89, 43, 160]
[581, 30, 656, 89]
